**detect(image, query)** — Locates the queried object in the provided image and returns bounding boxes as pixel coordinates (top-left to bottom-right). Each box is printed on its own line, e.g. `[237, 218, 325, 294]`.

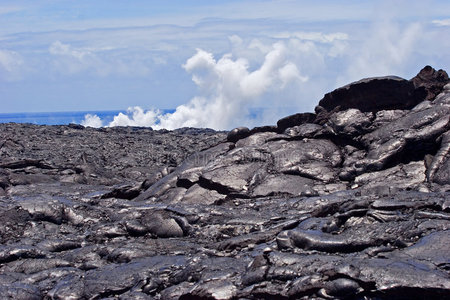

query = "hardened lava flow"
[0, 66, 449, 299]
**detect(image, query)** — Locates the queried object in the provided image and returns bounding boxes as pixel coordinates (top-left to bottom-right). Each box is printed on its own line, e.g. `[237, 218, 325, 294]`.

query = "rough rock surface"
[0, 66, 449, 299]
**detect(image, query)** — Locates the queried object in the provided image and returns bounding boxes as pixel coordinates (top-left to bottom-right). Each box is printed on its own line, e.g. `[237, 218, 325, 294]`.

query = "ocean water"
[0, 107, 269, 127]
[0, 109, 175, 126]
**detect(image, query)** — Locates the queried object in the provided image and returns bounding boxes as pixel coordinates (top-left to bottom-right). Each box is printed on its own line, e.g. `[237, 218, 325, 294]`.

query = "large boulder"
[227, 127, 250, 143]
[276, 112, 316, 132]
[315, 76, 420, 124]
[315, 66, 449, 125]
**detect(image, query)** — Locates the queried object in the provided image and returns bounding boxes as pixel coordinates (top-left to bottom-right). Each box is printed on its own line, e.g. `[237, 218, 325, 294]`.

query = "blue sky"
[1, 0, 449, 129]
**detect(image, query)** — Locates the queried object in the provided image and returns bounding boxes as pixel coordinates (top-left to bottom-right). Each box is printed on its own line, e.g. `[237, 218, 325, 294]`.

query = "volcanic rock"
[276, 112, 316, 132]
[412, 65, 450, 100]
[0, 66, 449, 299]
[314, 67, 449, 126]
[227, 127, 250, 143]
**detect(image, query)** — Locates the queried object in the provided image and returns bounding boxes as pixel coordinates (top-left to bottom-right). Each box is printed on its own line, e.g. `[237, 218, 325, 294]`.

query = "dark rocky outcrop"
[276, 112, 316, 132]
[226, 126, 250, 143]
[314, 65, 449, 125]
[0, 66, 449, 299]
[319, 76, 415, 109]
[412, 65, 450, 100]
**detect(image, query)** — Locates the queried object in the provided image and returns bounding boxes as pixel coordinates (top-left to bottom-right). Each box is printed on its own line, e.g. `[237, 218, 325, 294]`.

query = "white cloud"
[48, 41, 150, 77]
[0, 5, 25, 15]
[327, 40, 349, 58]
[49, 41, 91, 59]
[81, 114, 103, 128]
[0, 49, 22, 72]
[338, 21, 423, 84]
[279, 62, 308, 88]
[49, 41, 103, 75]
[0, 1, 374, 35]
[272, 31, 349, 43]
[432, 19, 450, 26]
[0, 49, 24, 80]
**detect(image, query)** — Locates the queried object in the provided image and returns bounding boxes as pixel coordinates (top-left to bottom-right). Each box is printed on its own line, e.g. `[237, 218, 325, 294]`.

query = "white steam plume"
[81, 114, 103, 128]
[109, 106, 159, 127]
[81, 18, 427, 131]
[81, 39, 311, 130]
[157, 43, 307, 130]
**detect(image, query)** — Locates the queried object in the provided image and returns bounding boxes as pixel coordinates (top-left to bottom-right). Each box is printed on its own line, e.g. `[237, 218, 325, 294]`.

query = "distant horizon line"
[0, 105, 303, 116]
[0, 108, 167, 115]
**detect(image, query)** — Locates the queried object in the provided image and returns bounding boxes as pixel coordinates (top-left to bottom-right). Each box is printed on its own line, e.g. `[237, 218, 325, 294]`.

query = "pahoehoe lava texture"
[0, 66, 449, 299]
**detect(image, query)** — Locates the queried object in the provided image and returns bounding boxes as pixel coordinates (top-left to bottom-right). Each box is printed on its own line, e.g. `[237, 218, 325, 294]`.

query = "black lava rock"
[0, 66, 449, 299]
